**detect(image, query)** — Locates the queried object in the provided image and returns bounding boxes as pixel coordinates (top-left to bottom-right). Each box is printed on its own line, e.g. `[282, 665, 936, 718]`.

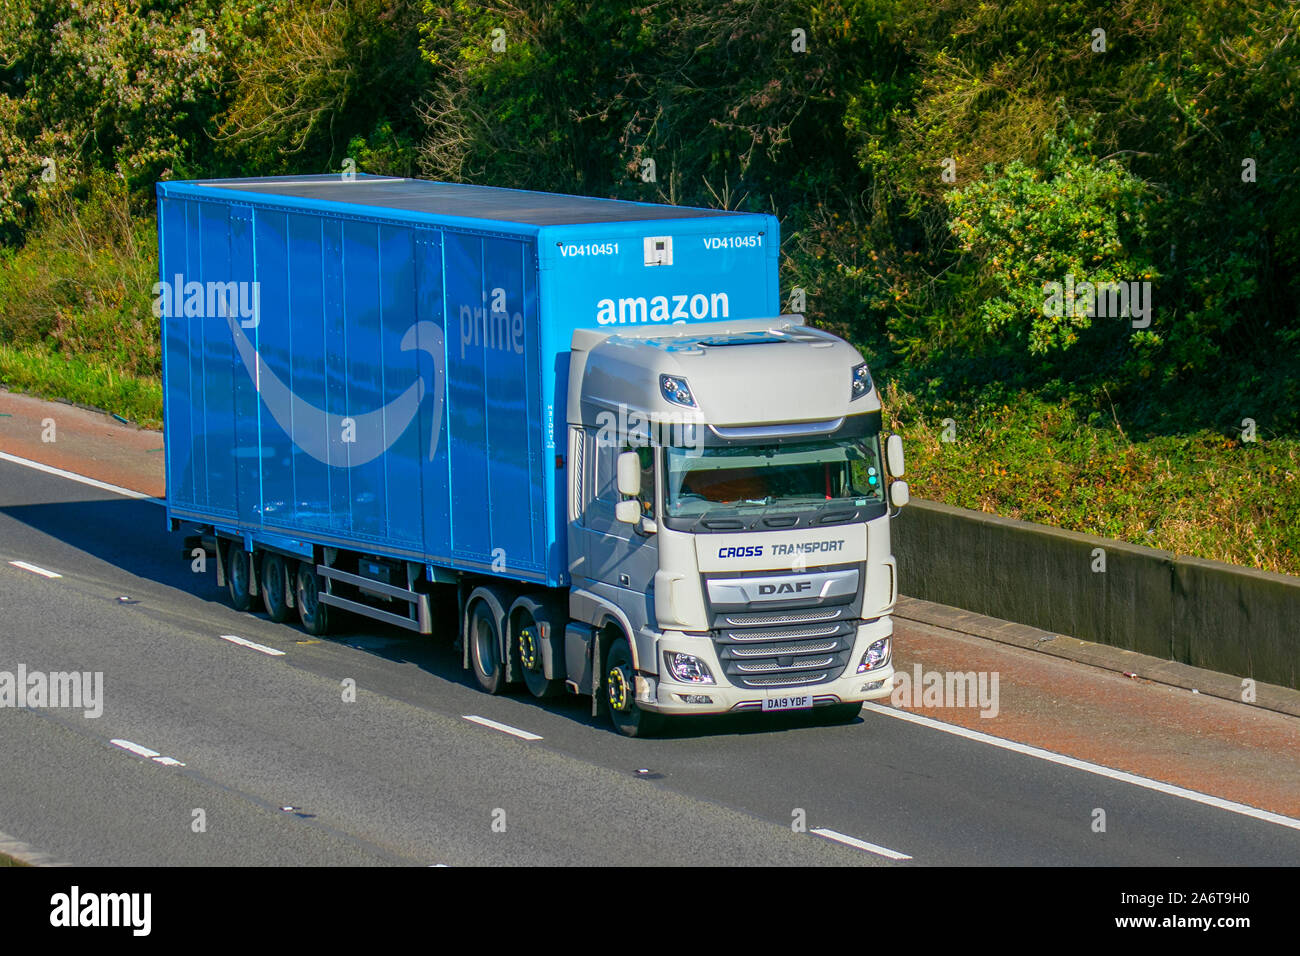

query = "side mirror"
[889, 479, 910, 510]
[615, 499, 641, 524]
[885, 433, 905, 477]
[616, 451, 641, 497]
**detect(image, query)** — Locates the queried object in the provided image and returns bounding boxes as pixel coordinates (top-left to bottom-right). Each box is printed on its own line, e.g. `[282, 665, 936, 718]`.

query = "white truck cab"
[564, 315, 908, 735]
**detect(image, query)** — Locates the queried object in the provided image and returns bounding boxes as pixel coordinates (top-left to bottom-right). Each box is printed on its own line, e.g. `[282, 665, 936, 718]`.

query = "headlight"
[856, 637, 891, 673]
[851, 363, 872, 400]
[660, 374, 697, 408]
[663, 650, 715, 684]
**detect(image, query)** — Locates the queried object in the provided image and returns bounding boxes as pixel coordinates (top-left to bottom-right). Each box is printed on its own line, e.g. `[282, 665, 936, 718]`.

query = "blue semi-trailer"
[156, 174, 909, 735]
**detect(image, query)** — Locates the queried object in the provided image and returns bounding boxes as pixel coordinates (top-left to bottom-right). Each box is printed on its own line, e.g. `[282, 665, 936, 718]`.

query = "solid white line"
[0, 450, 160, 502]
[219, 634, 286, 657]
[863, 702, 1300, 832]
[462, 715, 543, 741]
[812, 827, 913, 861]
[8, 560, 61, 579]
[110, 739, 160, 759]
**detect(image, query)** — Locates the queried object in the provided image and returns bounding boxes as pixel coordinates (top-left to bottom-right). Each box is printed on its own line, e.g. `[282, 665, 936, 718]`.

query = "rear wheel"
[516, 609, 563, 699]
[261, 553, 292, 622]
[605, 636, 664, 738]
[295, 562, 331, 635]
[226, 544, 255, 612]
[469, 602, 505, 695]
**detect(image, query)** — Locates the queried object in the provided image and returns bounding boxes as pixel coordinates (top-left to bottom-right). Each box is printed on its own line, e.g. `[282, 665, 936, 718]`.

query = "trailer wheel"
[469, 602, 505, 695]
[604, 637, 664, 738]
[515, 608, 563, 699]
[295, 562, 331, 636]
[226, 544, 255, 612]
[261, 553, 292, 623]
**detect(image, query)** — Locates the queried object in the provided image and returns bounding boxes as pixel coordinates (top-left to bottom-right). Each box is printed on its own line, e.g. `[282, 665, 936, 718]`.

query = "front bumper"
[641, 617, 895, 716]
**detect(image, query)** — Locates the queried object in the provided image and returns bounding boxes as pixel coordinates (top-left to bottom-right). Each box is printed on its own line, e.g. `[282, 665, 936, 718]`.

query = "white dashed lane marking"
[219, 634, 286, 657]
[812, 827, 913, 861]
[110, 739, 187, 768]
[8, 560, 62, 579]
[462, 715, 543, 741]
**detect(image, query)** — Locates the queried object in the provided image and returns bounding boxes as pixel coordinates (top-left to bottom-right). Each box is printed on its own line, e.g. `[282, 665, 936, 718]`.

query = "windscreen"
[664, 437, 885, 520]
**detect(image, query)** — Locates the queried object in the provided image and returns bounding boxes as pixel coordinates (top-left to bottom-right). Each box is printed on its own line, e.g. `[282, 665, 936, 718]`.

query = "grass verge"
[0, 345, 163, 429]
[885, 381, 1300, 577]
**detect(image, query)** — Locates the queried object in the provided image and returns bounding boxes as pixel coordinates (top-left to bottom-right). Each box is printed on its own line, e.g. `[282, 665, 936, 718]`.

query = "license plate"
[763, 694, 813, 712]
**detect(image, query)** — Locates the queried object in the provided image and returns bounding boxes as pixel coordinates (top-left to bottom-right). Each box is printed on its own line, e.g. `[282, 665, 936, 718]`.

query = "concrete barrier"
[892, 499, 1300, 690]
[1173, 556, 1299, 691]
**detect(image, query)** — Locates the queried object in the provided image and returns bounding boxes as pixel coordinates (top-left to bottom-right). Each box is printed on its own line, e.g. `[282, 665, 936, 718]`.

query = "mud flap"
[284, 559, 296, 610]
[458, 587, 470, 671]
[215, 539, 227, 588]
[503, 614, 519, 686]
[591, 627, 606, 718]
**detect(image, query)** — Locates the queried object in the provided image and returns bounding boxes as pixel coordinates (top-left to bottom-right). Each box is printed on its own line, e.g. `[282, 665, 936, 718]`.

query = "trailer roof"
[188, 174, 740, 226]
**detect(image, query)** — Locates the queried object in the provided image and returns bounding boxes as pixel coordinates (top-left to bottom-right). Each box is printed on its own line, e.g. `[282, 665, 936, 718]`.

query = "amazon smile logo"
[225, 313, 446, 467]
[156, 275, 456, 468]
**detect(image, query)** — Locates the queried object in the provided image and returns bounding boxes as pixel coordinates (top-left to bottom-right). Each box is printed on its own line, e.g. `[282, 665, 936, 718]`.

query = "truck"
[155, 173, 909, 736]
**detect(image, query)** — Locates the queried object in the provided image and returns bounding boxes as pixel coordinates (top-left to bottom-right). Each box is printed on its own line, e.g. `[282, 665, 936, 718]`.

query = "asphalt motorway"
[1, 456, 1298, 866]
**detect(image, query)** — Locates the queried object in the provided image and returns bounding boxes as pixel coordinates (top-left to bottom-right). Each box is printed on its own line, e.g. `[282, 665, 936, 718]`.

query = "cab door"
[576, 435, 659, 628]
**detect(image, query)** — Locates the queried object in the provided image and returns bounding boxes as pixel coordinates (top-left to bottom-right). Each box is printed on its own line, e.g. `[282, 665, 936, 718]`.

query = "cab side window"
[589, 436, 656, 524]
[593, 438, 618, 506]
[634, 445, 655, 518]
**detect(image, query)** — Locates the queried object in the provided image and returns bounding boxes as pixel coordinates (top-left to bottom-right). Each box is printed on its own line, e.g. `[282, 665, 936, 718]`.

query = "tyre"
[261, 553, 292, 623]
[226, 544, 255, 612]
[813, 701, 862, 725]
[469, 601, 505, 695]
[515, 608, 563, 699]
[604, 636, 664, 738]
[295, 561, 331, 636]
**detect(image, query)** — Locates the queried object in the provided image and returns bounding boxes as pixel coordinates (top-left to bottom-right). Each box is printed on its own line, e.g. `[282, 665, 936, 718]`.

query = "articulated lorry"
[156, 174, 909, 736]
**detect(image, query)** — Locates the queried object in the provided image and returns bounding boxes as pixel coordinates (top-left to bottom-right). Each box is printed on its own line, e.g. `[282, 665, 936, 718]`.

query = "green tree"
[936, 115, 1158, 358]
[0, 0, 225, 237]
[217, 0, 433, 174]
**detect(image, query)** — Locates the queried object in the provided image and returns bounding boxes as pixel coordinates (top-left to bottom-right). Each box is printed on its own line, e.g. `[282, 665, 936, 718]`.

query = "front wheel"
[604, 637, 665, 738]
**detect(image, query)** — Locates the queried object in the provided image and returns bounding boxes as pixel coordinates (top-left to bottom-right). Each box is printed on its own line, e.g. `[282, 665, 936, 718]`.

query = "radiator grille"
[723, 607, 844, 628]
[713, 620, 854, 689]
